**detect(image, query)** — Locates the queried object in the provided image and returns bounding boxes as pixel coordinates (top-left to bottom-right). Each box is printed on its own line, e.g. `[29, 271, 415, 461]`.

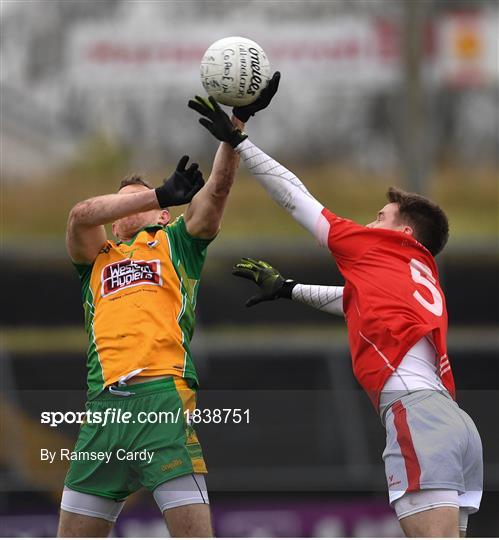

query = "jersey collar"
[116, 224, 163, 246]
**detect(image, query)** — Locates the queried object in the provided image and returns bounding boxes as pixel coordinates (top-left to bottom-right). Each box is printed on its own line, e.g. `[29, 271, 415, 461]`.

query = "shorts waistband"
[379, 388, 452, 425]
[91, 377, 191, 402]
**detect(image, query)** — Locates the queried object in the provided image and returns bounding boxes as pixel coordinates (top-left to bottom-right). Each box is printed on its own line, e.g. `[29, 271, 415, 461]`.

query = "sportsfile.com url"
[40, 408, 251, 428]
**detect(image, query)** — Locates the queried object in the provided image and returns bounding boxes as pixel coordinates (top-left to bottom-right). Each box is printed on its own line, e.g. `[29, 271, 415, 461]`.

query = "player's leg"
[154, 473, 212, 537]
[399, 507, 459, 537]
[135, 378, 211, 535]
[58, 488, 124, 537]
[383, 392, 473, 537]
[57, 510, 113, 537]
[457, 405, 484, 538]
[164, 504, 213, 537]
[59, 394, 133, 537]
[394, 489, 459, 537]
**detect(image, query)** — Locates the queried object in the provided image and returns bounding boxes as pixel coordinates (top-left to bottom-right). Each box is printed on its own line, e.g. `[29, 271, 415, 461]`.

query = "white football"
[200, 36, 271, 107]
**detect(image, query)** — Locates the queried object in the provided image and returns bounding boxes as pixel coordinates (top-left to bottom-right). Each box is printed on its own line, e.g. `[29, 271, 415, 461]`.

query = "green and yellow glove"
[232, 257, 296, 307]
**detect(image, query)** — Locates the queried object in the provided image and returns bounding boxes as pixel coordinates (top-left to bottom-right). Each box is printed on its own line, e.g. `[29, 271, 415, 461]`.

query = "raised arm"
[66, 157, 205, 264]
[183, 116, 243, 239]
[234, 139, 328, 245]
[232, 258, 344, 316]
[185, 75, 281, 239]
[188, 79, 330, 247]
[66, 189, 158, 264]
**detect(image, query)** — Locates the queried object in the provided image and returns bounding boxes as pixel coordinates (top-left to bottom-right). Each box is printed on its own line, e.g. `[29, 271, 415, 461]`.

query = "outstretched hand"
[233, 71, 281, 123]
[155, 155, 205, 208]
[232, 257, 295, 307]
[188, 95, 248, 148]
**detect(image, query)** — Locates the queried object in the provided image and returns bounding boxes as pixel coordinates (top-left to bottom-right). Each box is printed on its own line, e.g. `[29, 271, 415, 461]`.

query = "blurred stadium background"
[1, 0, 498, 537]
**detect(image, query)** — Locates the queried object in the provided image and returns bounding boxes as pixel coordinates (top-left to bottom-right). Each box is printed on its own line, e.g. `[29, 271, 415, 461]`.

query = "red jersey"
[322, 208, 456, 410]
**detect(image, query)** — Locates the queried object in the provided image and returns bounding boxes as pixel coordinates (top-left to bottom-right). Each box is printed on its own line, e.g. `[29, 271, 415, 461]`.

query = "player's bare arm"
[232, 257, 344, 315]
[66, 188, 158, 264]
[182, 116, 243, 239]
[185, 74, 281, 239]
[66, 156, 204, 264]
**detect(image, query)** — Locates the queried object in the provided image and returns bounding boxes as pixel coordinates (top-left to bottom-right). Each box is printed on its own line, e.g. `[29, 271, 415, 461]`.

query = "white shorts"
[382, 390, 483, 513]
[60, 473, 208, 523]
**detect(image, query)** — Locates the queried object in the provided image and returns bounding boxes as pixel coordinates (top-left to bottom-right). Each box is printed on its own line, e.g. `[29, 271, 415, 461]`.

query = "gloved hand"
[155, 155, 205, 208]
[232, 257, 296, 307]
[188, 95, 248, 148]
[232, 71, 281, 123]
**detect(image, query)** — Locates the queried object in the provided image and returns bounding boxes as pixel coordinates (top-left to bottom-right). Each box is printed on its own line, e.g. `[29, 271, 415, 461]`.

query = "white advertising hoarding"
[68, 12, 498, 93]
[67, 18, 402, 92]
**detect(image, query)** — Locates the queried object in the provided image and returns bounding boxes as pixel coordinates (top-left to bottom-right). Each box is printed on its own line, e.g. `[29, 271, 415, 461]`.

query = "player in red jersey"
[190, 97, 483, 537]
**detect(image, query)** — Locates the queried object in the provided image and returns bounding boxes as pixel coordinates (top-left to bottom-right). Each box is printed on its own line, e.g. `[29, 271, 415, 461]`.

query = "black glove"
[232, 257, 296, 307]
[188, 95, 248, 148]
[233, 71, 281, 123]
[155, 155, 205, 208]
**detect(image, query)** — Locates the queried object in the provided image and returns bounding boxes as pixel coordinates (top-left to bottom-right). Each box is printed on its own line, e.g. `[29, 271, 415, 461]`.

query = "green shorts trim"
[64, 377, 207, 500]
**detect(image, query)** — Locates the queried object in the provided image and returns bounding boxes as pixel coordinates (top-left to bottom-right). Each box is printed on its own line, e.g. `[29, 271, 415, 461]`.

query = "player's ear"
[402, 225, 414, 236]
[111, 222, 117, 237]
[158, 209, 170, 225]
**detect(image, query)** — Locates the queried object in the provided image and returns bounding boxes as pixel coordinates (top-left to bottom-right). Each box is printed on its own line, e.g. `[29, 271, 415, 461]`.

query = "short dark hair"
[387, 186, 449, 256]
[118, 174, 153, 191]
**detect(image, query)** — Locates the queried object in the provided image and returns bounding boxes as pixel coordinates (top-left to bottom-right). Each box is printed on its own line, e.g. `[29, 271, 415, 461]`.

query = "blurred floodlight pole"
[403, 0, 428, 195]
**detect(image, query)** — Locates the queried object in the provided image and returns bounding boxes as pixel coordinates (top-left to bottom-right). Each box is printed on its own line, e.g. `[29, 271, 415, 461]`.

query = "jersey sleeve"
[235, 139, 327, 245]
[322, 208, 378, 264]
[165, 215, 214, 279]
[73, 262, 93, 296]
[72, 262, 95, 332]
[291, 284, 344, 316]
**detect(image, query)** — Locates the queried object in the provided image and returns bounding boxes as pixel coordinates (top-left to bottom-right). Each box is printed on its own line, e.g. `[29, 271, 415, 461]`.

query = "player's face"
[366, 203, 413, 236]
[112, 184, 169, 241]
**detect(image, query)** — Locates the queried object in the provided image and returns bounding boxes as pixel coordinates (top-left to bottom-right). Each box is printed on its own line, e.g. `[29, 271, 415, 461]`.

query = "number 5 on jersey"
[409, 258, 443, 317]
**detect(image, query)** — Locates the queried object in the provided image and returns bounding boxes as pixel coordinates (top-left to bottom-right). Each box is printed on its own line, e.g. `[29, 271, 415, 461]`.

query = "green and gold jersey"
[74, 216, 212, 400]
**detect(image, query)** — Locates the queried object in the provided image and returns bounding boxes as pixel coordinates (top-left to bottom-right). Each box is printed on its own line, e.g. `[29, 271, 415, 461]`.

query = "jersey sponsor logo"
[101, 258, 162, 297]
